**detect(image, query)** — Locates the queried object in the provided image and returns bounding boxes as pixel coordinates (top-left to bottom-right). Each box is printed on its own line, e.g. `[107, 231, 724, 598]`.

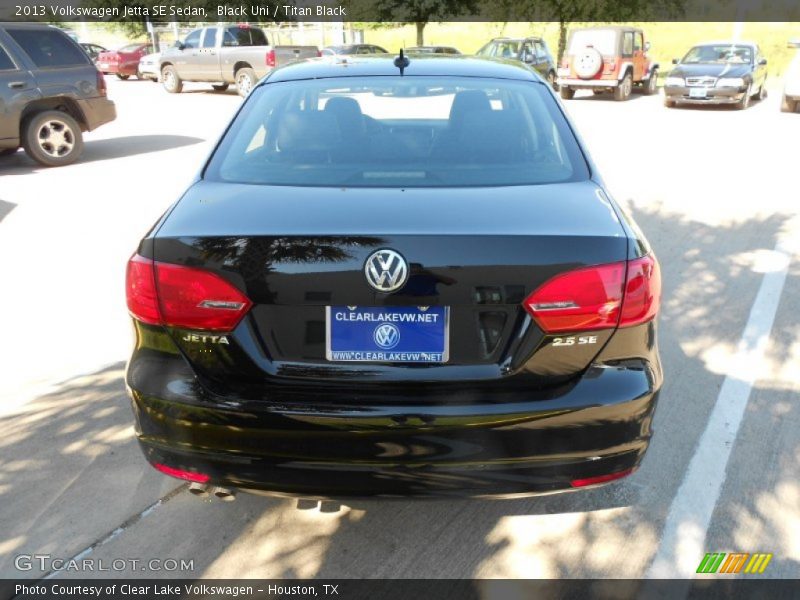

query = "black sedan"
[664, 41, 768, 109]
[125, 55, 662, 499]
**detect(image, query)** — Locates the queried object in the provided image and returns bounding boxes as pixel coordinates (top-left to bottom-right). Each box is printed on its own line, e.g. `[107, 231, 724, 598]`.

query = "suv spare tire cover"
[575, 47, 603, 79]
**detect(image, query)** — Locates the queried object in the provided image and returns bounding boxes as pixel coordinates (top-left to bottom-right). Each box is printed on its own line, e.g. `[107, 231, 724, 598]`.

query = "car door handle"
[8, 81, 27, 89]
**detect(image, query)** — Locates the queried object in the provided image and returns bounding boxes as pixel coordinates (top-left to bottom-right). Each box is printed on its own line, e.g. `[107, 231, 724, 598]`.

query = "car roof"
[693, 40, 758, 47]
[263, 55, 542, 84]
[489, 37, 544, 42]
[571, 26, 643, 33]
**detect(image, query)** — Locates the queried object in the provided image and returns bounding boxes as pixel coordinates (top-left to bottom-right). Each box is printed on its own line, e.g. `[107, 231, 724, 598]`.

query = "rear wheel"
[212, 83, 230, 92]
[644, 69, 658, 95]
[757, 82, 767, 101]
[664, 97, 676, 108]
[781, 94, 797, 113]
[235, 68, 256, 97]
[560, 86, 575, 100]
[546, 70, 558, 91]
[162, 66, 183, 93]
[22, 110, 84, 167]
[116, 73, 130, 80]
[614, 73, 632, 101]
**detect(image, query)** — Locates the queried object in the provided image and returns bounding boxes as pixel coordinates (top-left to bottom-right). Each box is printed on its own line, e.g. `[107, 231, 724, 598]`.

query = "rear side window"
[206, 76, 589, 188]
[225, 26, 268, 47]
[6, 28, 89, 68]
[0, 45, 15, 70]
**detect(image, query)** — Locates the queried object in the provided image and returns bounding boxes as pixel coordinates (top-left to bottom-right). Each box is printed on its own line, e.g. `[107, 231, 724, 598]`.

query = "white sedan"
[137, 52, 161, 82]
[782, 40, 800, 112]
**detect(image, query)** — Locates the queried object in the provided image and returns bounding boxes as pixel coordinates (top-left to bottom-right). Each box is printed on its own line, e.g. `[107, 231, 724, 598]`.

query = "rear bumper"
[76, 97, 116, 131]
[557, 78, 620, 88]
[664, 86, 746, 105]
[127, 356, 661, 498]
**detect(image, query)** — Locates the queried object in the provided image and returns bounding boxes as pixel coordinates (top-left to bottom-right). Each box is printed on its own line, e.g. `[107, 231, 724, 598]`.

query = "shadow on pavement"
[0, 135, 204, 174]
[0, 199, 16, 223]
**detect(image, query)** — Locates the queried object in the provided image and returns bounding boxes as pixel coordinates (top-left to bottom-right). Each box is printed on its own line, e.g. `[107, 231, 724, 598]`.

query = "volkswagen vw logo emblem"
[373, 323, 400, 350]
[364, 249, 408, 293]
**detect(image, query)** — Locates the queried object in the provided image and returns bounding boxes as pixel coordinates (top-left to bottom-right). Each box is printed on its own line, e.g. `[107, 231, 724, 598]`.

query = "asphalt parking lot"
[0, 76, 798, 580]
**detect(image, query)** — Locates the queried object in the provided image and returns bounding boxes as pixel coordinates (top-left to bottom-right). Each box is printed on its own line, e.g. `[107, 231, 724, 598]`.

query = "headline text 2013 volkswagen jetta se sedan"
[125, 55, 662, 498]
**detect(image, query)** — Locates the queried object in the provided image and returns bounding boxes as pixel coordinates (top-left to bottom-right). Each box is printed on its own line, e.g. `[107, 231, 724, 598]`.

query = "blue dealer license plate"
[326, 306, 449, 363]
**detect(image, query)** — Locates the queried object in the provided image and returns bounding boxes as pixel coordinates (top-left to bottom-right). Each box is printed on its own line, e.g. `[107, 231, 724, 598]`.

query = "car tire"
[574, 47, 603, 79]
[644, 69, 658, 95]
[212, 83, 230, 92]
[757, 83, 767, 101]
[781, 94, 797, 113]
[560, 86, 575, 100]
[235, 68, 256, 97]
[116, 73, 130, 80]
[614, 73, 632, 101]
[664, 97, 676, 108]
[736, 84, 751, 110]
[162, 66, 183, 94]
[22, 110, 84, 167]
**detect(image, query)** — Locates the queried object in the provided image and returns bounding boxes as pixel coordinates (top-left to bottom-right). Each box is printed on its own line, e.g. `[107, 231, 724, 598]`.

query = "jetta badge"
[364, 249, 409, 293]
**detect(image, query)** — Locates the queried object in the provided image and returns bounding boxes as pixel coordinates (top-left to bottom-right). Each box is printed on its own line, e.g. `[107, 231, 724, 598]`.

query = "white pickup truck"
[159, 24, 319, 97]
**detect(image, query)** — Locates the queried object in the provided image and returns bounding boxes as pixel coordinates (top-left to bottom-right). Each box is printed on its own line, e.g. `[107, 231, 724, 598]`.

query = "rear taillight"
[570, 467, 635, 488]
[523, 254, 660, 334]
[96, 69, 107, 97]
[126, 254, 252, 332]
[266, 49, 276, 67]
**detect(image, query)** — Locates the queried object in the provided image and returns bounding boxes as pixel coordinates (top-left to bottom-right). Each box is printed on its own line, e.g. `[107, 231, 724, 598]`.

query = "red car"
[97, 43, 154, 80]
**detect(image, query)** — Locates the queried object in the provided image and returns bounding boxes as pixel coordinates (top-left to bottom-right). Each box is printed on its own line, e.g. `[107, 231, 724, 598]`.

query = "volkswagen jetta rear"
[125, 56, 662, 498]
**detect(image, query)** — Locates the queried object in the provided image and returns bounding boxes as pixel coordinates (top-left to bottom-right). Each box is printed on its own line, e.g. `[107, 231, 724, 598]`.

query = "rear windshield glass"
[205, 76, 588, 188]
[7, 28, 90, 68]
[568, 30, 618, 56]
[224, 26, 268, 46]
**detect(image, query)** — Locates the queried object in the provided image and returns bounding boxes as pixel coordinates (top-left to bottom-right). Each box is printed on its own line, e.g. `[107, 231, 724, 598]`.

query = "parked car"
[79, 42, 107, 62]
[663, 41, 768, 109]
[0, 23, 116, 166]
[321, 44, 388, 56]
[476, 37, 557, 88]
[557, 26, 659, 101]
[780, 39, 800, 113]
[160, 24, 319, 97]
[97, 43, 154, 80]
[406, 46, 461, 55]
[137, 52, 161, 82]
[125, 55, 662, 499]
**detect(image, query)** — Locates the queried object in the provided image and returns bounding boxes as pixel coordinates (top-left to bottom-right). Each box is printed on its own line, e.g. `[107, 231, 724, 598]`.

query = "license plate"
[326, 306, 449, 363]
[689, 88, 707, 98]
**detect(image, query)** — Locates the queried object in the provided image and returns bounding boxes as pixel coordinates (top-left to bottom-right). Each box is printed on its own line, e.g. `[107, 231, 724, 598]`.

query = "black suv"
[0, 23, 116, 167]
[476, 37, 557, 88]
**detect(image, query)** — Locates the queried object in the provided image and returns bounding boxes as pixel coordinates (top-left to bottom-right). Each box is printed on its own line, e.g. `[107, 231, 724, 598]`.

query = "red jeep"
[557, 26, 659, 101]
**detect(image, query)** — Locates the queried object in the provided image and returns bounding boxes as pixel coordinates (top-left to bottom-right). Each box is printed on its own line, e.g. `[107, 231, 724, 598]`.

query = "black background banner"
[3, 580, 800, 600]
[1, 0, 800, 22]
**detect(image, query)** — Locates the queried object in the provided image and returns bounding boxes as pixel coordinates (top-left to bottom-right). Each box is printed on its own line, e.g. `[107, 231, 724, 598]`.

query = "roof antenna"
[394, 48, 410, 75]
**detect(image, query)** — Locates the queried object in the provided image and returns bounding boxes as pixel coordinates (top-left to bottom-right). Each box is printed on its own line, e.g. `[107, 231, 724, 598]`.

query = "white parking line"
[646, 241, 791, 579]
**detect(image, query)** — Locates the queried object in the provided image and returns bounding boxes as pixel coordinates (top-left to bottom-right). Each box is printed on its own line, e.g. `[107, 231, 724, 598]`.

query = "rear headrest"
[276, 111, 341, 153]
[449, 90, 491, 125]
[324, 96, 366, 135]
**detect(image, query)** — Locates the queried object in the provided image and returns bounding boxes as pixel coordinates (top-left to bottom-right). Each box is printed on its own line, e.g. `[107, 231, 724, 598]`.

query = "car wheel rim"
[238, 74, 252, 94]
[37, 120, 74, 158]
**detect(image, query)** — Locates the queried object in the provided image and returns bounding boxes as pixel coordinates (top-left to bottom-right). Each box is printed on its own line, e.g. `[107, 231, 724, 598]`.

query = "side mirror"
[672, 58, 679, 64]
[758, 58, 767, 65]
[644, 41, 651, 52]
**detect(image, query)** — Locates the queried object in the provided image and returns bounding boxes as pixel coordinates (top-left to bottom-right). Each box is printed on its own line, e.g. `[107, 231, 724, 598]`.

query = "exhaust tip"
[188, 482, 210, 498]
[213, 487, 237, 502]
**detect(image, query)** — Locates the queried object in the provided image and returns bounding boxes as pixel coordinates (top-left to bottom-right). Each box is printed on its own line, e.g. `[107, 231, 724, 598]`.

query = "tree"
[347, 0, 480, 45]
